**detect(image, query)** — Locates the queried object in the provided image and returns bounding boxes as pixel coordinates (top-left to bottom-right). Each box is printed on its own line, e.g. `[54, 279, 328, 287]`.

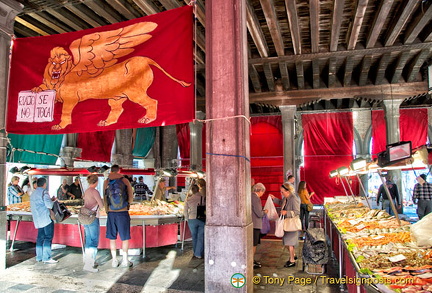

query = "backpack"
[105, 178, 128, 210]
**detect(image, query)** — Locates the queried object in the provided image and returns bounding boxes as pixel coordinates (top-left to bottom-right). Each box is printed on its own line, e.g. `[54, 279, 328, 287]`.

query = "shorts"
[106, 211, 131, 241]
[253, 229, 261, 246]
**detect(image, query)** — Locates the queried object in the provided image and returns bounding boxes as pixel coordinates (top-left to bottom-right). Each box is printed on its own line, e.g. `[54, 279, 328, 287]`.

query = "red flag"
[7, 6, 194, 134]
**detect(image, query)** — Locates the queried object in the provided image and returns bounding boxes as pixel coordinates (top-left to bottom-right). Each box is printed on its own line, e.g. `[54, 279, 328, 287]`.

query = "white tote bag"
[264, 196, 278, 221]
[275, 215, 285, 238]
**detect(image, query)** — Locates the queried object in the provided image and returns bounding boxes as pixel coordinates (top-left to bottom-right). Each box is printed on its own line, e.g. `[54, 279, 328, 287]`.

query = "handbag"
[283, 212, 302, 232]
[260, 214, 270, 234]
[264, 196, 278, 221]
[78, 206, 97, 225]
[51, 200, 71, 223]
[196, 196, 206, 222]
[275, 215, 285, 238]
[307, 203, 314, 212]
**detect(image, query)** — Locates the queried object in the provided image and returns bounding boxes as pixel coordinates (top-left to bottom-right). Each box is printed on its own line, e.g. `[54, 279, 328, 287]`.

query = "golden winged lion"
[31, 22, 191, 130]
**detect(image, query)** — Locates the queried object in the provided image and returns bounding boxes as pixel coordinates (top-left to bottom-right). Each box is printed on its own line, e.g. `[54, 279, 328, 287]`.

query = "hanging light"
[337, 167, 349, 176]
[9, 167, 19, 174]
[19, 166, 31, 173]
[87, 166, 97, 173]
[329, 170, 338, 178]
[350, 158, 367, 171]
[99, 165, 110, 173]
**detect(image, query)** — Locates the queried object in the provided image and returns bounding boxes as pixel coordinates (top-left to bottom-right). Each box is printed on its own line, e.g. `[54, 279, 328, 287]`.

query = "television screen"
[388, 141, 411, 162]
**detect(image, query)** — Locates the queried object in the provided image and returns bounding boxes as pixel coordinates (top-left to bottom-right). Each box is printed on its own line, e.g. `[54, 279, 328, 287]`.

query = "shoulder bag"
[196, 196, 206, 222]
[283, 211, 302, 232]
[52, 200, 72, 223]
[307, 203, 314, 212]
[78, 206, 98, 225]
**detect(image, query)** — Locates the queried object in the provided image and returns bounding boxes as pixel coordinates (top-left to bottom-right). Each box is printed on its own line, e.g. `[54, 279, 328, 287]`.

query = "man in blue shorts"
[104, 165, 134, 267]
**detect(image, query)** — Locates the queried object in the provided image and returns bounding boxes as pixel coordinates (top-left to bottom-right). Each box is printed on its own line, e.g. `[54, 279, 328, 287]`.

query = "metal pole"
[340, 177, 356, 202]
[356, 174, 371, 208]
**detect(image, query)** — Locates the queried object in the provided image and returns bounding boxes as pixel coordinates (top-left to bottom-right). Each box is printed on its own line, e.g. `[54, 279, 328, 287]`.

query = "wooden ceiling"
[11, 0, 432, 113]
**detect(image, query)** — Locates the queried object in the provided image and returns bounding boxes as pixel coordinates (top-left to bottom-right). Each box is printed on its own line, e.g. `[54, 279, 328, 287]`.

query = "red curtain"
[372, 108, 428, 156]
[176, 122, 207, 169]
[302, 112, 354, 204]
[77, 131, 115, 162]
[250, 116, 283, 200]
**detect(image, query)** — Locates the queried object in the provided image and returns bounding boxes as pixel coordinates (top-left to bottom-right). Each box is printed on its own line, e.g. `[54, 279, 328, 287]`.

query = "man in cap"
[413, 174, 432, 220]
[152, 178, 176, 201]
[376, 179, 400, 216]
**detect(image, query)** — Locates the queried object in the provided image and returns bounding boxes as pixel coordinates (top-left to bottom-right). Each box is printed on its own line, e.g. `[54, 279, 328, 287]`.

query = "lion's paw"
[138, 117, 156, 124]
[51, 124, 63, 130]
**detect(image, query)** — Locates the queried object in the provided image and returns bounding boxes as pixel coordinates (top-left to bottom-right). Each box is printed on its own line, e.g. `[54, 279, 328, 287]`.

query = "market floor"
[2, 237, 342, 293]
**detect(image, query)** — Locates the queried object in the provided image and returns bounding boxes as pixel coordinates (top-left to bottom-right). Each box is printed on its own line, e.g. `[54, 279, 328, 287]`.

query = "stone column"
[161, 125, 178, 186]
[205, 0, 251, 291]
[59, 146, 81, 168]
[112, 129, 134, 167]
[352, 109, 372, 197]
[0, 0, 23, 270]
[382, 99, 404, 206]
[189, 111, 205, 171]
[280, 105, 297, 183]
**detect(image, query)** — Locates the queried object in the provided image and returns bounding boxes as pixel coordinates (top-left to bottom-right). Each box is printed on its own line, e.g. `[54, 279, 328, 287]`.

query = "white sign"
[17, 90, 55, 122]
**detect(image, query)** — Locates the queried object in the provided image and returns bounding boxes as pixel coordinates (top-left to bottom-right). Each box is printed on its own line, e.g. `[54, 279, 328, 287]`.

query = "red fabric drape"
[176, 123, 207, 169]
[372, 108, 428, 157]
[302, 112, 354, 204]
[250, 116, 283, 200]
[77, 131, 115, 162]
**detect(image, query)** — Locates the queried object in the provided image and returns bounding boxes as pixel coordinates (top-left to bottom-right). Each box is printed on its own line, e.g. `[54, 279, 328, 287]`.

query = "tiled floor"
[2, 235, 343, 292]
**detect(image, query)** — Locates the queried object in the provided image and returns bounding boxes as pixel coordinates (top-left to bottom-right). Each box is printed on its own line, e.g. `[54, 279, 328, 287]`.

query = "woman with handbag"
[270, 182, 300, 267]
[184, 184, 205, 259]
[298, 181, 315, 232]
[82, 174, 104, 272]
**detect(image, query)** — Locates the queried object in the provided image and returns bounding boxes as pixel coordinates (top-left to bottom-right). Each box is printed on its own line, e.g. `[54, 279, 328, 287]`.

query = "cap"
[420, 174, 427, 181]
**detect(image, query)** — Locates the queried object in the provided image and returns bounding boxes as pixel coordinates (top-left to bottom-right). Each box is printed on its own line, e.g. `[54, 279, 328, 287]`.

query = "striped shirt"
[413, 182, 432, 201]
[7, 185, 22, 205]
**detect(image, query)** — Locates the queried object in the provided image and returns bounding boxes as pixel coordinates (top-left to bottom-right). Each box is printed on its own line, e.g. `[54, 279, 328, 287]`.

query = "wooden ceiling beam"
[285, 0, 301, 55]
[64, 5, 103, 28]
[344, 56, 354, 87]
[404, 3, 432, 44]
[263, 63, 275, 91]
[347, 0, 369, 50]
[312, 59, 320, 89]
[246, 0, 269, 57]
[108, 0, 140, 20]
[84, 1, 121, 24]
[406, 49, 431, 82]
[309, 0, 319, 53]
[278, 62, 290, 91]
[184, 0, 206, 28]
[329, 0, 344, 52]
[132, 0, 159, 15]
[366, 0, 394, 48]
[384, 0, 419, 47]
[295, 61, 304, 89]
[390, 50, 411, 83]
[260, 0, 285, 56]
[249, 64, 262, 93]
[249, 81, 428, 103]
[375, 53, 391, 84]
[15, 17, 50, 36]
[358, 55, 372, 86]
[27, 12, 67, 34]
[328, 57, 337, 88]
[249, 42, 432, 64]
[46, 9, 87, 31]
[159, 0, 181, 10]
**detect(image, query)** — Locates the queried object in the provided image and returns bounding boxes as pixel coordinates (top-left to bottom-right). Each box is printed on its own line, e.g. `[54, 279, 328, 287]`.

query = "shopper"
[286, 175, 296, 195]
[7, 176, 24, 205]
[30, 177, 58, 264]
[67, 177, 82, 200]
[298, 181, 315, 231]
[197, 178, 206, 198]
[413, 174, 432, 220]
[134, 176, 153, 200]
[184, 184, 205, 259]
[82, 174, 104, 272]
[377, 180, 400, 216]
[251, 183, 267, 269]
[104, 165, 134, 267]
[270, 182, 300, 267]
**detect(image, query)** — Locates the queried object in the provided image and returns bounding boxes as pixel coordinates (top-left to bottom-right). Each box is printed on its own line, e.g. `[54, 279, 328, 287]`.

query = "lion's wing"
[69, 22, 158, 76]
